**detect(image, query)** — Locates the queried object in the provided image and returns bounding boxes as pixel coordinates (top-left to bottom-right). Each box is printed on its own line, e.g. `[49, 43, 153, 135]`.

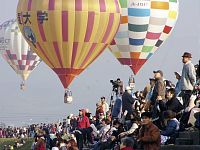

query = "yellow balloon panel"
[17, 0, 121, 88]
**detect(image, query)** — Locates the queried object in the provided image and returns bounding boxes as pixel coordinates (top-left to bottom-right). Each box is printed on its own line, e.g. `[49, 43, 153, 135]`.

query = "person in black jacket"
[166, 88, 184, 114]
[122, 86, 135, 120]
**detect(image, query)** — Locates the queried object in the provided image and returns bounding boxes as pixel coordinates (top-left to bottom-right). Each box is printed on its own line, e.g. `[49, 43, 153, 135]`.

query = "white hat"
[69, 114, 73, 118]
[40, 136, 45, 140]
[126, 86, 131, 90]
[174, 72, 181, 76]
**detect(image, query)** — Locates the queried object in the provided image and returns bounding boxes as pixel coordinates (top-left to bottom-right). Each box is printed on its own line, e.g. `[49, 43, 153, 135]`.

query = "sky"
[0, 0, 200, 126]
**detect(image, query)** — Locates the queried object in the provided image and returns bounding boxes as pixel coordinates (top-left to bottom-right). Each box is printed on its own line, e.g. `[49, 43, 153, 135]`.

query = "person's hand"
[157, 96, 162, 101]
[111, 136, 116, 141]
[119, 132, 126, 138]
[124, 110, 128, 116]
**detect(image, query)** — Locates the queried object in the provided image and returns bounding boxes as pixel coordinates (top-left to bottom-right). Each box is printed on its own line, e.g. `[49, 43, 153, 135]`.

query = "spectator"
[77, 109, 90, 129]
[120, 137, 135, 150]
[150, 70, 166, 129]
[165, 88, 184, 114]
[138, 112, 160, 150]
[174, 72, 182, 96]
[112, 97, 122, 119]
[34, 136, 46, 150]
[144, 78, 156, 111]
[67, 139, 78, 150]
[119, 112, 140, 138]
[100, 97, 109, 115]
[180, 52, 196, 108]
[161, 110, 180, 145]
[122, 86, 135, 120]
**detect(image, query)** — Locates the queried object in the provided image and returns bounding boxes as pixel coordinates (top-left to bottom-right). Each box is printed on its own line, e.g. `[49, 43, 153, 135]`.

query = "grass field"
[0, 138, 33, 150]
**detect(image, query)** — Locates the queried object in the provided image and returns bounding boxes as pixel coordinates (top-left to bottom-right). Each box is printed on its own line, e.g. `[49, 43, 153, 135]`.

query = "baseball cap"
[153, 70, 163, 77]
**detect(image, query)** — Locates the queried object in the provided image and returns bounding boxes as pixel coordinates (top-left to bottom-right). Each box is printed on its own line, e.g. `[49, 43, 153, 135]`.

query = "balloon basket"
[20, 82, 26, 91]
[64, 89, 73, 104]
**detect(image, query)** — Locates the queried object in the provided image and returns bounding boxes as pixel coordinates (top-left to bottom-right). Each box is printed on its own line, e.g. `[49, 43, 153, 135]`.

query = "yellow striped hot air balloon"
[17, 0, 121, 90]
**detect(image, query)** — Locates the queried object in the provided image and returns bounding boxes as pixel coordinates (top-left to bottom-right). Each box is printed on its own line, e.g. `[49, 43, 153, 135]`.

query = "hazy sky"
[0, 0, 200, 126]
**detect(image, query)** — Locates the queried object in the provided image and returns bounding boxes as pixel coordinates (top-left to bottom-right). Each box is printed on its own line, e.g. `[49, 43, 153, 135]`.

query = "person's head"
[141, 112, 152, 125]
[67, 139, 78, 148]
[134, 91, 140, 98]
[120, 137, 134, 149]
[182, 52, 192, 64]
[125, 86, 132, 94]
[79, 109, 85, 117]
[130, 111, 141, 123]
[101, 97, 106, 103]
[102, 118, 110, 126]
[117, 78, 121, 82]
[163, 110, 176, 120]
[99, 113, 105, 119]
[96, 102, 102, 108]
[166, 88, 176, 99]
[113, 119, 121, 128]
[149, 78, 156, 87]
[153, 70, 163, 79]
[174, 72, 181, 80]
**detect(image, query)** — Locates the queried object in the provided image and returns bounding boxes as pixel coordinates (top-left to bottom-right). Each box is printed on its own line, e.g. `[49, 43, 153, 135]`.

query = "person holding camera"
[110, 78, 124, 96]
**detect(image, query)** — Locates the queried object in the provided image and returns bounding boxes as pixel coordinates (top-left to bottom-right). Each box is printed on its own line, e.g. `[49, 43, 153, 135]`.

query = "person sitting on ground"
[165, 88, 184, 118]
[119, 112, 140, 138]
[138, 112, 160, 150]
[120, 137, 136, 150]
[161, 110, 180, 145]
[34, 136, 46, 150]
[66, 139, 78, 150]
[92, 118, 112, 150]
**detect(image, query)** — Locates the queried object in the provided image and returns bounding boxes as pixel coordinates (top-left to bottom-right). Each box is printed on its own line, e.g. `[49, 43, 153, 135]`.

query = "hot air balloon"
[17, 0, 121, 96]
[109, 0, 179, 74]
[0, 19, 41, 90]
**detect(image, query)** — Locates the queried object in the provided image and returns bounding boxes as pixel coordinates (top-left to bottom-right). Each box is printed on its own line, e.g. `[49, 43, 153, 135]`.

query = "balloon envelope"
[17, 0, 121, 89]
[109, 0, 179, 74]
[0, 20, 41, 81]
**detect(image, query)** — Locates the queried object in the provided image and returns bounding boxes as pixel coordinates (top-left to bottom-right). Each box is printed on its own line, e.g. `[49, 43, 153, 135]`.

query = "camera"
[110, 78, 122, 94]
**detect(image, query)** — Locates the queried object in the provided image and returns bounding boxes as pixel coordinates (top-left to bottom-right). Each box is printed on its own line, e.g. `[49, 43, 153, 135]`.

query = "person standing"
[180, 52, 196, 108]
[138, 112, 161, 150]
[100, 97, 109, 115]
[174, 72, 182, 96]
[122, 86, 135, 120]
[150, 70, 166, 129]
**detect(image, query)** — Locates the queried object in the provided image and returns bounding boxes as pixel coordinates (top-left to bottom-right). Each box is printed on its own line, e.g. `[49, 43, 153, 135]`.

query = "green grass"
[0, 138, 34, 150]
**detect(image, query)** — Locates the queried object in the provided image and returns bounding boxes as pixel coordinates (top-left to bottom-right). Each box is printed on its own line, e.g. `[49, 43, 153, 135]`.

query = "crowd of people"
[1, 52, 200, 150]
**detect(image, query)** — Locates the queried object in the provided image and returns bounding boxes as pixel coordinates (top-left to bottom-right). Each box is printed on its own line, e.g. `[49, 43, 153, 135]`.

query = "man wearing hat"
[150, 70, 166, 129]
[180, 52, 196, 108]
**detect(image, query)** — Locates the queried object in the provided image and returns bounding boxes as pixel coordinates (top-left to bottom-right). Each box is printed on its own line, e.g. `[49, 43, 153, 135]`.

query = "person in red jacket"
[34, 136, 46, 150]
[77, 109, 90, 128]
[76, 109, 93, 149]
